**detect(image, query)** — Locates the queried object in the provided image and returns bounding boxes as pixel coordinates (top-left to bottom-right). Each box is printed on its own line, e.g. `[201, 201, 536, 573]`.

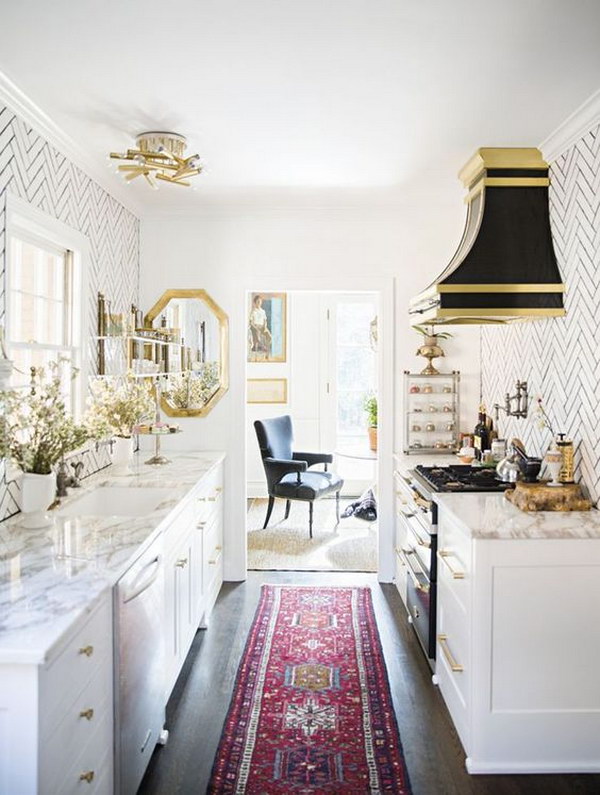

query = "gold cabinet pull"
[175, 558, 188, 568]
[208, 546, 222, 565]
[196, 520, 207, 529]
[438, 550, 465, 579]
[438, 634, 464, 672]
[78, 645, 94, 657]
[79, 771, 95, 783]
[79, 708, 94, 721]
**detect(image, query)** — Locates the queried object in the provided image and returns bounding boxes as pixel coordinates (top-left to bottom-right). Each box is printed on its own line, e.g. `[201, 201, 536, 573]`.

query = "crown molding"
[540, 88, 600, 163]
[0, 69, 142, 218]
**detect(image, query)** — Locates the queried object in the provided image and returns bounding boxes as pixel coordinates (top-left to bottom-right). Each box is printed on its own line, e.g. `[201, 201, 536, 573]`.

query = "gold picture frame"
[247, 292, 287, 363]
[247, 378, 288, 404]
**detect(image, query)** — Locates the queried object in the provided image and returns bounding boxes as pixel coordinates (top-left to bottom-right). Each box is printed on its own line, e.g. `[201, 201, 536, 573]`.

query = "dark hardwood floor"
[139, 572, 599, 794]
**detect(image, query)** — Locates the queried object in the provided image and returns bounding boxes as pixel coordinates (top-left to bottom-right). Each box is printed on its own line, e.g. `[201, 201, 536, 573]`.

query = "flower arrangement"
[0, 361, 88, 474]
[164, 363, 220, 409]
[85, 373, 155, 439]
[535, 396, 556, 437]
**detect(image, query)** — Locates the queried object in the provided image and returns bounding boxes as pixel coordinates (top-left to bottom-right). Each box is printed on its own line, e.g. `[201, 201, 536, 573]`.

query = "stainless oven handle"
[408, 522, 431, 549]
[400, 549, 430, 594]
[396, 504, 416, 519]
[410, 488, 432, 512]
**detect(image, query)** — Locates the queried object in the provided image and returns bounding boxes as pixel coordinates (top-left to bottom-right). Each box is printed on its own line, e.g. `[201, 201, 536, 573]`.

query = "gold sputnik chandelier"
[110, 131, 202, 189]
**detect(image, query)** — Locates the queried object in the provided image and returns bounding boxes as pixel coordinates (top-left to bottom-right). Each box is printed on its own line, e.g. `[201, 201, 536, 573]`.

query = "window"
[5, 198, 86, 415]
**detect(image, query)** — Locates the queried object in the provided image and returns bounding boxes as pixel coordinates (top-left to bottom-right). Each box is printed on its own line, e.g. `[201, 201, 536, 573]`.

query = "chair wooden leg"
[263, 496, 275, 529]
[335, 490, 340, 525]
[284, 499, 291, 520]
[309, 502, 314, 539]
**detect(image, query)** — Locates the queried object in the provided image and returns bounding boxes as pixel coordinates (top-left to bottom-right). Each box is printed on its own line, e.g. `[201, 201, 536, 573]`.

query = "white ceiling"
[0, 0, 599, 213]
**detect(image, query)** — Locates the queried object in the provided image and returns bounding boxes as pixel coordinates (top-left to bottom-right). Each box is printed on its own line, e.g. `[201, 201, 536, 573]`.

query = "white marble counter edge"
[0, 451, 225, 665]
[434, 490, 600, 540]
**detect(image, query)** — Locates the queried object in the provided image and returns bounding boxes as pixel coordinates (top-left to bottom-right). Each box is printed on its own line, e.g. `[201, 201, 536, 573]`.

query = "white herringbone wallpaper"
[481, 124, 600, 503]
[0, 105, 140, 519]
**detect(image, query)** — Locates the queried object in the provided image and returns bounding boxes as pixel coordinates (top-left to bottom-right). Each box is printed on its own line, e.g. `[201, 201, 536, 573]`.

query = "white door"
[320, 293, 378, 496]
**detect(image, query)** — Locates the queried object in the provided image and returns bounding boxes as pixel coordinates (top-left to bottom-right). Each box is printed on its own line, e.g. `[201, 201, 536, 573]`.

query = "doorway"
[245, 289, 380, 573]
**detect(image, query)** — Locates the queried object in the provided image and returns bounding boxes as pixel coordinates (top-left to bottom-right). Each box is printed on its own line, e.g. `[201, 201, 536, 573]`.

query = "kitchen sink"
[58, 486, 173, 517]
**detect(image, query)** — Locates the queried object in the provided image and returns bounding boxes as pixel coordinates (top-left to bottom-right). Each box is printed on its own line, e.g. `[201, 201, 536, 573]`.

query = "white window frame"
[5, 194, 89, 418]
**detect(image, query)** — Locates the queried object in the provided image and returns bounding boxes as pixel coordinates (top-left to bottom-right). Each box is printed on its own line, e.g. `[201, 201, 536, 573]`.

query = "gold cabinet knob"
[79, 708, 94, 721]
[78, 645, 94, 657]
[79, 771, 95, 783]
[175, 558, 188, 568]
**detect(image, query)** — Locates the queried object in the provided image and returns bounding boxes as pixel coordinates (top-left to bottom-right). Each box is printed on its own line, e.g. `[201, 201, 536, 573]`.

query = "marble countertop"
[435, 491, 600, 540]
[0, 451, 225, 665]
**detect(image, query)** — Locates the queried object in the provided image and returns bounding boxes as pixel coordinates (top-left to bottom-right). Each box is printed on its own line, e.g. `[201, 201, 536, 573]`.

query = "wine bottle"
[473, 404, 490, 461]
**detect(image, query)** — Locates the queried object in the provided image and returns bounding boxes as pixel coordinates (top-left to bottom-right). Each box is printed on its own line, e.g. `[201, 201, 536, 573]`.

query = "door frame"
[236, 274, 395, 583]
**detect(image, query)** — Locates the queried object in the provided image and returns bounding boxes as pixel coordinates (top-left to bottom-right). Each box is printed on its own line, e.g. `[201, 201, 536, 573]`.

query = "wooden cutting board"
[505, 481, 591, 512]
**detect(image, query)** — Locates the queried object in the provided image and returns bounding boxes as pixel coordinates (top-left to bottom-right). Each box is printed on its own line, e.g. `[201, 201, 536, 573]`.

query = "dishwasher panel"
[115, 534, 165, 795]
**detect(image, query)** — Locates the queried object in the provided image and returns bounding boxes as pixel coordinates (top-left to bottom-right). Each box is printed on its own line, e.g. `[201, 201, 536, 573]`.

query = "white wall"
[140, 195, 481, 580]
[246, 292, 322, 496]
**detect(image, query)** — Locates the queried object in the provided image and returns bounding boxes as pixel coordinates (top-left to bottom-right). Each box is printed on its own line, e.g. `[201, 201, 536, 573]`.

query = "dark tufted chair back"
[254, 415, 293, 463]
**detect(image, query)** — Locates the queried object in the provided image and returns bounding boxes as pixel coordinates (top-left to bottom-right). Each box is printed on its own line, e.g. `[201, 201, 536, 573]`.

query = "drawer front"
[40, 594, 112, 735]
[194, 465, 224, 522]
[438, 511, 471, 575]
[436, 577, 470, 735]
[394, 547, 408, 611]
[42, 711, 112, 795]
[41, 655, 112, 763]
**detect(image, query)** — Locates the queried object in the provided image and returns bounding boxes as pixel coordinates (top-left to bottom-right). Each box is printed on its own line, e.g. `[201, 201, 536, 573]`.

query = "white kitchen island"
[0, 451, 225, 795]
[433, 490, 600, 774]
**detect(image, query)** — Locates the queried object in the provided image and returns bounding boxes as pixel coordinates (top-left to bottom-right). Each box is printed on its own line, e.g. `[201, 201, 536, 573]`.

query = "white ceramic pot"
[20, 472, 56, 528]
[112, 436, 133, 467]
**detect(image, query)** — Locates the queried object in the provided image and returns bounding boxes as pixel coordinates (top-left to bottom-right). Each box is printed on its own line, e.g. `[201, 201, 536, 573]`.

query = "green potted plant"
[413, 324, 453, 375]
[0, 361, 88, 527]
[84, 373, 155, 466]
[364, 394, 378, 452]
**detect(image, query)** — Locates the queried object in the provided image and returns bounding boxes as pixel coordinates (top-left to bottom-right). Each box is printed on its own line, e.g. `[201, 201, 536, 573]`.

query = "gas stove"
[413, 464, 514, 494]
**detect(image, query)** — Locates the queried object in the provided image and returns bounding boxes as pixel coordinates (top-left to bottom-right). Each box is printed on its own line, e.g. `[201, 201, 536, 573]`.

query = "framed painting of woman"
[247, 292, 287, 362]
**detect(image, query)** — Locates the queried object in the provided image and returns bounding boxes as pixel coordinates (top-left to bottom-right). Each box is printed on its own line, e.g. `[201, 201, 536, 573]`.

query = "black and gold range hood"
[409, 148, 566, 325]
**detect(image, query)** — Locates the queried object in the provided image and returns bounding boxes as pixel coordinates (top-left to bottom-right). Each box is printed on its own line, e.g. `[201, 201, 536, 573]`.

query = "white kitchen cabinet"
[434, 503, 600, 774]
[0, 452, 225, 795]
[0, 591, 114, 795]
[163, 460, 224, 698]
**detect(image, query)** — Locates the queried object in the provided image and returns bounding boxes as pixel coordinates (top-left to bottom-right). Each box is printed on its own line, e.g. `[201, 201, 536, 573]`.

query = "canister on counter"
[491, 438, 506, 462]
[556, 434, 575, 483]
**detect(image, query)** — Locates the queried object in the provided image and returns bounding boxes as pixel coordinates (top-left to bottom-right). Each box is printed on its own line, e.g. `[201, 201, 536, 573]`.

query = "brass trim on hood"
[437, 307, 566, 317]
[459, 147, 549, 186]
[466, 176, 550, 202]
[437, 283, 565, 294]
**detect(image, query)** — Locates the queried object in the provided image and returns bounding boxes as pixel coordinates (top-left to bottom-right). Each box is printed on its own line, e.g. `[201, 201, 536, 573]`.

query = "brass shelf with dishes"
[403, 371, 460, 454]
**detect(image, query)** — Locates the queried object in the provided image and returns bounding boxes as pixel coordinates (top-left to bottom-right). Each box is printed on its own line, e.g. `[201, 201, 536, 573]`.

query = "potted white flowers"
[85, 374, 155, 466]
[0, 361, 88, 527]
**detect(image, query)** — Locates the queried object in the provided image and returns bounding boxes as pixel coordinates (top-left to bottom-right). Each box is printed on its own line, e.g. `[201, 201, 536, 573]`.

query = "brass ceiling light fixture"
[109, 131, 202, 189]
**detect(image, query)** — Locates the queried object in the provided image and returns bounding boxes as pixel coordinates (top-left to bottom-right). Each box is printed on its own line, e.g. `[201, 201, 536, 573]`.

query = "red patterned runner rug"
[209, 585, 411, 794]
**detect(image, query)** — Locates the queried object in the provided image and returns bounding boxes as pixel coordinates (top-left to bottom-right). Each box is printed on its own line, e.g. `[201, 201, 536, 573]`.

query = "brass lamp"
[109, 132, 202, 189]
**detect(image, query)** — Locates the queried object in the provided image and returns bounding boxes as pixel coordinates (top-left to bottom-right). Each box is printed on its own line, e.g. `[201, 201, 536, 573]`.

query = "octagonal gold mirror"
[145, 289, 229, 417]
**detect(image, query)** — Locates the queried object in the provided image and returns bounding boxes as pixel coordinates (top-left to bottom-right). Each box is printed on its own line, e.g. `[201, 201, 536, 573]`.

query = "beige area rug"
[247, 497, 377, 572]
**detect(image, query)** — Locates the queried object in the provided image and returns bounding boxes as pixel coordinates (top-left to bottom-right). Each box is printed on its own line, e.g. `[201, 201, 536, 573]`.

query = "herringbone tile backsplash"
[482, 124, 600, 503]
[0, 105, 140, 520]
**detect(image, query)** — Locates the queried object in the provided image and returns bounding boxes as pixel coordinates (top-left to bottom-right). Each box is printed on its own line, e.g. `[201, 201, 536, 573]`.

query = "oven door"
[400, 509, 433, 580]
[402, 547, 436, 660]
